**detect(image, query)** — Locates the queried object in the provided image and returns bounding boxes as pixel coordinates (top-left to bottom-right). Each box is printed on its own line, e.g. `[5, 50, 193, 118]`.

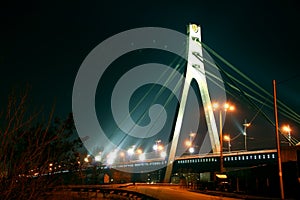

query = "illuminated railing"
[107, 149, 277, 169]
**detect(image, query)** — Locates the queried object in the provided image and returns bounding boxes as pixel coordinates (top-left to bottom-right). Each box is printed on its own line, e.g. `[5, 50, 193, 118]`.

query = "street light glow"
[189, 147, 195, 153]
[282, 125, 291, 133]
[212, 102, 219, 110]
[136, 148, 143, 154]
[223, 134, 231, 152]
[95, 155, 101, 162]
[244, 123, 251, 128]
[190, 132, 196, 138]
[160, 151, 167, 158]
[107, 150, 117, 165]
[153, 144, 164, 151]
[153, 140, 163, 152]
[224, 103, 235, 111]
[157, 145, 164, 151]
[127, 146, 135, 156]
[185, 140, 192, 147]
[212, 101, 235, 172]
[211, 102, 235, 112]
[223, 135, 230, 141]
[119, 151, 125, 158]
[282, 124, 292, 146]
[139, 153, 146, 161]
[153, 144, 158, 151]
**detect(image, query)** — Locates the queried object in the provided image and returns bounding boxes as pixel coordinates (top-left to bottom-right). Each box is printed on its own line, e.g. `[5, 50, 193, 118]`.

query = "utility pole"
[273, 80, 284, 200]
[243, 119, 251, 151]
[219, 110, 224, 173]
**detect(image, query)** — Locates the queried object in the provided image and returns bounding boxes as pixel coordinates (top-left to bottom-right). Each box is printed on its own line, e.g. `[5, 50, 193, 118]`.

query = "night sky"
[1, 1, 300, 152]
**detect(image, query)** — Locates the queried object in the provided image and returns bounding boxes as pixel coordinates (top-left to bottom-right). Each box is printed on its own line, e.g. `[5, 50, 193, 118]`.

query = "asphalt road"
[127, 185, 242, 200]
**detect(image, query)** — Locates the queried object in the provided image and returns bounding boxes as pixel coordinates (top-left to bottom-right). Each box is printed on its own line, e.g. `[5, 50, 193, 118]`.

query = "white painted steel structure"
[164, 24, 220, 182]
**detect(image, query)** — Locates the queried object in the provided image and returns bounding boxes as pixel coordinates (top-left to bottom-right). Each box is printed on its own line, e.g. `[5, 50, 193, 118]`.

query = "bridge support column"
[164, 24, 220, 182]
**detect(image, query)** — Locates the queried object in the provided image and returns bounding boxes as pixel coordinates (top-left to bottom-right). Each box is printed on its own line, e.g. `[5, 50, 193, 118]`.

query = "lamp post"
[212, 102, 235, 173]
[243, 119, 251, 151]
[282, 125, 292, 146]
[224, 135, 231, 152]
[273, 80, 284, 200]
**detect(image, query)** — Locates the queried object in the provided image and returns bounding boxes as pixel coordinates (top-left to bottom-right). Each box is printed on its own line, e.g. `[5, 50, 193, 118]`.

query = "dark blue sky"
[1, 0, 299, 149]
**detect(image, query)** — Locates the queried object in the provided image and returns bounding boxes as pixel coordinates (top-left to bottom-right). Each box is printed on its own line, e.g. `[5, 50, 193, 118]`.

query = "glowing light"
[136, 148, 143, 154]
[185, 140, 192, 147]
[212, 102, 235, 112]
[224, 103, 235, 111]
[139, 153, 146, 161]
[244, 123, 251, 127]
[95, 155, 101, 162]
[223, 135, 230, 141]
[190, 132, 196, 138]
[282, 125, 291, 133]
[224, 103, 229, 110]
[153, 140, 163, 152]
[107, 150, 117, 165]
[157, 145, 164, 151]
[119, 151, 125, 157]
[191, 24, 198, 33]
[212, 102, 219, 110]
[160, 151, 167, 158]
[153, 144, 158, 151]
[216, 174, 227, 179]
[189, 147, 195, 153]
[282, 124, 292, 146]
[127, 146, 135, 156]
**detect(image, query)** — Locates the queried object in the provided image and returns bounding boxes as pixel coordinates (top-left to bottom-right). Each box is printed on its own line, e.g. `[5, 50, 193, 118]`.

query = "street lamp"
[223, 135, 231, 152]
[153, 140, 164, 159]
[153, 140, 163, 152]
[189, 147, 195, 153]
[282, 125, 292, 146]
[127, 145, 135, 158]
[185, 140, 192, 147]
[185, 132, 196, 154]
[95, 151, 102, 162]
[243, 119, 251, 151]
[212, 102, 235, 173]
[84, 155, 91, 163]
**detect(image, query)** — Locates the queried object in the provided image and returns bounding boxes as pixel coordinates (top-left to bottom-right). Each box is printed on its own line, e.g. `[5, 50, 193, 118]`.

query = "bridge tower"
[164, 24, 220, 182]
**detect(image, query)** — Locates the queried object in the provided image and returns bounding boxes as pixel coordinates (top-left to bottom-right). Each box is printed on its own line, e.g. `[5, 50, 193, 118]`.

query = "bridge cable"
[194, 40, 299, 145]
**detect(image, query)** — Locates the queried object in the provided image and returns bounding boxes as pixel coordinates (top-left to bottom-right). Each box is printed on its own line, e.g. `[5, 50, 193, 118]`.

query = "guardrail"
[48, 184, 158, 200]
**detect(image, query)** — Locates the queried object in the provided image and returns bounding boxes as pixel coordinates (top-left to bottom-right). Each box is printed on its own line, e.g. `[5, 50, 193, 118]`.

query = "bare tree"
[0, 88, 81, 200]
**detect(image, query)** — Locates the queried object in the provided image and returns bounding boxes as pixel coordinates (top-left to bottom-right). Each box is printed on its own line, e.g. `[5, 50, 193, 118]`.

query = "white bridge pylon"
[164, 24, 220, 182]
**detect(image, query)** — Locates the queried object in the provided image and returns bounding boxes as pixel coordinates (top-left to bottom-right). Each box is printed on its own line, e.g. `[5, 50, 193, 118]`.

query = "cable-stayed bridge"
[69, 23, 300, 198]
[99, 24, 299, 181]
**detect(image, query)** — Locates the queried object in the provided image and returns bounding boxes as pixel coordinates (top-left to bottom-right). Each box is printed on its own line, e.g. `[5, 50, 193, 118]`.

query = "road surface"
[127, 185, 242, 200]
